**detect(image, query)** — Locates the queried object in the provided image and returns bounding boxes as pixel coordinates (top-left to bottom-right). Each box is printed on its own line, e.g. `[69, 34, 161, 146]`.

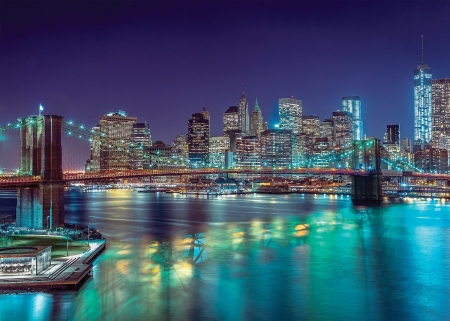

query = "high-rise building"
[172, 135, 189, 166]
[130, 122, 152, 170]
[302, 115, 320, 159]
[238, 93, 250, 135]
[414, 38, 432, 146]
[99, 111, 137, 171]
[147, 141, 174, 169]
[223, 106, 239, 134]
[188, 111, 210, 167]
[311, 138, 331, 168]
[431, 78, 450, 149]
[209, 136, 230, 168]
[342, 96, 363, 140]
[260, 129, 292, 168]
[279, 98, 302, 133]
[251, 98, 264, 139]
[415, 147, 448, 173]
[319, 120, 334, 145]
[235, 136, 261, 168]
[332, 111, 353, 147]
[86, 126, 101, 172]
[386, 125, 400, 145]
[402, 137, 412, 153]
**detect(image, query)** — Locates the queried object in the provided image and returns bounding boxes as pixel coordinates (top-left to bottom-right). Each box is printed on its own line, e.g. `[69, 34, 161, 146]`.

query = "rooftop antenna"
[421, 34, 424, 64]
[39, 104, 44, 116]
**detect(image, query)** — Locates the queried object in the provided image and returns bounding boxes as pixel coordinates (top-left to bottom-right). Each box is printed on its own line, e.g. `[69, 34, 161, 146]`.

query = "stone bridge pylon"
[16, 114, 64, 229]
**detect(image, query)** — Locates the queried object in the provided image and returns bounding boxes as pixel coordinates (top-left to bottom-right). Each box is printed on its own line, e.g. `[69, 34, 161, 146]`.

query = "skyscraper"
[238, 93, 250, 135]
[223, 106, 239, 134]
[431, 78, 450, 149]
[342, 96, 363, 140]
[302, 115, 320, 159]
[209, 136, 230, 168]
[251, 98, 264, 139]
[187, 111, 210, 167]
[332, 111, 353, 147]
[279, 98, 302, 133]
[99, 111, 137, 171]
[235, 136, 261, 168]
[261, 129, 292, 168]
[386, 125, 400, 145]
[130, 122, 152, 170]
[414, 37, 432, 146]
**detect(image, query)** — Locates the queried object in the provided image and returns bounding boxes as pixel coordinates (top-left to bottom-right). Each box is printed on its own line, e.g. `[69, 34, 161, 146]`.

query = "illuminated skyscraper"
[209, 136, 230, 168]
[236, 136, 261, 167]
[386, 125, 400, 145]
[431, 78, 450, 149]
[251, 98, 264, 139]
[86, 126, 100, 172]
[130, 122, 152, 170]
[342, 96, 363, 140]
[238, 93, 250, 135]
[332, 111, 353, 147]
[188, 111, 210, 167]
[279, 98, 302, 133]
[414, 37, 432, 146]
[302, 115, 320, 158]
[172, 135, 189, 165]
[261, 129, 292, 168]
[223, 106, 239, 134]
[99, 111, 137, 171]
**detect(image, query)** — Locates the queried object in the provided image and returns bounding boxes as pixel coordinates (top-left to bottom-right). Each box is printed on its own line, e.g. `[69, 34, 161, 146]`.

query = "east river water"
[0, 190, 449, 321]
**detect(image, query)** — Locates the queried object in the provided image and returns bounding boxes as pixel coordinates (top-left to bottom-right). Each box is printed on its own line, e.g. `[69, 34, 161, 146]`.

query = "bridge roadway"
[0, 168, 449, 189]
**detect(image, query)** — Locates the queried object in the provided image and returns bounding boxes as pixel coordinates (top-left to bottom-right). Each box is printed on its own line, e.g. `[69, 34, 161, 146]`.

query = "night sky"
[1, 1, 449, 170]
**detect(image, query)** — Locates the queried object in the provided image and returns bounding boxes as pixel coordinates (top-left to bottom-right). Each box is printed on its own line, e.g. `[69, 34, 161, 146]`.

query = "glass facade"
[431, 79, 450, 150]
[414, 64, 432, 144]
[279, 98, 302, 134]
[209, 136, 230, 168]
[261, 129, 292, 168]
[223, 106, 239, 134]
[0, 246, 51, 276]
[235, 136, 261, 168]
[342, 96, 363, 140]
[238, 93, 250, 135]
[188, 112, 210, 167]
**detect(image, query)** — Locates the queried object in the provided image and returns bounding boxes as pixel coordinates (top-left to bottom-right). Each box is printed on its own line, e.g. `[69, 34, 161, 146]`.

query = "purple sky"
[1, 1, 450, 171]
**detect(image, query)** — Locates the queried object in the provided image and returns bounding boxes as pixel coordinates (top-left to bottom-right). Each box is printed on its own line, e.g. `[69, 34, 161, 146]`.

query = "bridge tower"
[351, 139, 383, 204]
[16, 115, 64, 229]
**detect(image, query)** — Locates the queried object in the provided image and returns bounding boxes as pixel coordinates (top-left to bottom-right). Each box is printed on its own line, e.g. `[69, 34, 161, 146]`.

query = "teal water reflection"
[1, 191, 449, 320]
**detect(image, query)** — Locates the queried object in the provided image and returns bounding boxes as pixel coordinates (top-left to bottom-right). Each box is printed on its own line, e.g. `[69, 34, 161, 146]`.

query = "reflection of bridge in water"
[1, 113, 449, 229]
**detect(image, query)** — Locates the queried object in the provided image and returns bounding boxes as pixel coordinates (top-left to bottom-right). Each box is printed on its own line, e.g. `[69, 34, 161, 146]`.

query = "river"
[0, 190, 449, 320]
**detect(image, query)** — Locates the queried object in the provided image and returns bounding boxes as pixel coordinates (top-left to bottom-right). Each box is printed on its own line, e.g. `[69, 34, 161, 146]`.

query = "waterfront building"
[342, 96, 363, 140]
[85, 126, 101, 173]
[223, 106, 239, 134]
[431, 78, 450, 150]
[238, 93, 250, 135]
[209, 136, 230, 168]
[235, 136, 261, 168]
[172, 135, 189, 166]
[302, 115, 320, 159]
[414, 40, 432, 146]
[311, 138, 331, 168]
[130, 122, 152, 170]
[279, 98, 302, 133]
[99, 111, 137, 171]
[415, 147, 448, 173]
[332, 111, 353, 147]
[319, 120, 334, 146]
[147, 141, 175, 169]
[188, 111, 210, 167]
[251, 98, 264, 139]
[260, 129, 292, 168]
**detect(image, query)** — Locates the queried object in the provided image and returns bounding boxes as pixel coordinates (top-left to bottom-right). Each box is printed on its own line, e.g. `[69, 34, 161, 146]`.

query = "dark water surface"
[0, 190, 449, 321]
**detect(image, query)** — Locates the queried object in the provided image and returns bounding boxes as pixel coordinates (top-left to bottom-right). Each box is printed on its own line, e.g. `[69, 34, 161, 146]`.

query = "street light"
[87, 223, 90, 246]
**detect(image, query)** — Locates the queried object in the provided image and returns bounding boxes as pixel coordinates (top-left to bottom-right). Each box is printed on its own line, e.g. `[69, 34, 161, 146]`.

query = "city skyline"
[1, 1, 449, 141]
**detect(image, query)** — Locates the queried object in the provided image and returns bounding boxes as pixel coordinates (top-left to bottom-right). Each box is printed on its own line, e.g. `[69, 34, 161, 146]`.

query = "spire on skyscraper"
[254, 98, 260, 111]
[240, 92, 246, 102]
[421, 34, 424, 64]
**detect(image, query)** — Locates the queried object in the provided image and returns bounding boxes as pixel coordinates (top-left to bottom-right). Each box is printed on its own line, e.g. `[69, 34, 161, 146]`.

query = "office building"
[261, 129, 292, 168]
[251, 98, 264, 139]
[342, 96, 363, 140]
[238, 93, 250, 135]
[414, 41, 432, 146]
[130, 122, 152, 170]
[332, 111, 353, 147]
[279, 98, 302, 133]
[385, 125, 400, 145]
[188, 111, 210, 167]
[223, 106, 239, 134]
[99, 111, 137, 171]
[236, 136, 261, 168]
[431, 78, 450, 149]
[209, 136, 230, 168]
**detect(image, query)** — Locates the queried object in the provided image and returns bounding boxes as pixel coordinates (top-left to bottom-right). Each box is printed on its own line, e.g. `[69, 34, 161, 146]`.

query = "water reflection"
[1, 192, 449, 320]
